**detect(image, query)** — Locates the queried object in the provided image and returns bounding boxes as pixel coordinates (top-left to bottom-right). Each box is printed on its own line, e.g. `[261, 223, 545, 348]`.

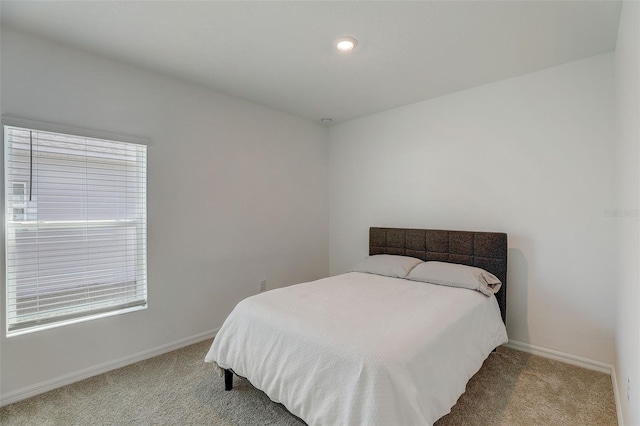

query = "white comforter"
[205, 272, 508, 425]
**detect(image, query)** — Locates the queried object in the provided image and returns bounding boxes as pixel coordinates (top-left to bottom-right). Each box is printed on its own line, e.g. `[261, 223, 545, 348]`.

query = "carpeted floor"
[0, 340, 617, 425]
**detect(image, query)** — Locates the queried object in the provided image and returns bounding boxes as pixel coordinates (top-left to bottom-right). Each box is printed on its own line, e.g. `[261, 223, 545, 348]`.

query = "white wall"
[613, 2, 640, 424]
[329, 54, 617, 364]
[0, 28, 329, 400]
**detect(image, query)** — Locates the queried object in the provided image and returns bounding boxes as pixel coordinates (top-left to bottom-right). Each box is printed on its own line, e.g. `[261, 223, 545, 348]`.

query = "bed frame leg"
[224, 369, 233, 391]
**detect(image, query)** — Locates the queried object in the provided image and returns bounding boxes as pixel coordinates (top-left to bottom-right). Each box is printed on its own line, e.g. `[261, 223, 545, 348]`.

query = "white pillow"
[352, 255, 423, 279]
[406, 261, 502, 296]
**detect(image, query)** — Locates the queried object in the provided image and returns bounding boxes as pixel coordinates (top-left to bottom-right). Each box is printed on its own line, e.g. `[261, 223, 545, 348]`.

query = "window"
[4, 123, 147, 336]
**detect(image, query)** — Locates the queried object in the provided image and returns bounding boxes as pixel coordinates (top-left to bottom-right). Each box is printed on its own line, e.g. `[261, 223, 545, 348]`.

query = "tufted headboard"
[370, 227, 508, 324]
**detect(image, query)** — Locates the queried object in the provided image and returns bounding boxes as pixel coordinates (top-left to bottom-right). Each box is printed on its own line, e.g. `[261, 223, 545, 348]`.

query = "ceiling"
[1, 1, 622, 123]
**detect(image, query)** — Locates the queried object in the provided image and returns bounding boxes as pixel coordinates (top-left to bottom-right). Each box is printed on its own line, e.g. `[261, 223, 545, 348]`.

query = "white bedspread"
[205, 272, 508, 425]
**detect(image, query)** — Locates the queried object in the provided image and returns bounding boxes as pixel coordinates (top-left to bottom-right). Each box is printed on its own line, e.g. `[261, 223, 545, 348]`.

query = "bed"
[205, 227, 508, 425]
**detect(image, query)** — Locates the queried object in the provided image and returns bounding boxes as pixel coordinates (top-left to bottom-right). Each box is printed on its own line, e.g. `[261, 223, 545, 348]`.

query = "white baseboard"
[0, 328, 219, 408]
[611, 365, 625, 426]
[504, 340, 613, 374]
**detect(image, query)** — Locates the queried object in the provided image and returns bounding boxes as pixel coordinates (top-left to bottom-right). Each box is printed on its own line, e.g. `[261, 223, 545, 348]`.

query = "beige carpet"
[0, 340, 617, 425]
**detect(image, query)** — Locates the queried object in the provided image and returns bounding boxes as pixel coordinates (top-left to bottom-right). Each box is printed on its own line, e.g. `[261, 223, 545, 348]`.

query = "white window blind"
[4, 124, 147, 336]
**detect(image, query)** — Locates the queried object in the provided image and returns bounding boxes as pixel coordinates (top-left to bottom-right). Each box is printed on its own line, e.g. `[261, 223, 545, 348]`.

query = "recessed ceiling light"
[336, 36, 357, 52]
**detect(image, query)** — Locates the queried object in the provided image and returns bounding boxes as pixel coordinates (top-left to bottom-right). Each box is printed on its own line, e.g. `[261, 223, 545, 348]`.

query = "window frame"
[2, 116, 149, 337]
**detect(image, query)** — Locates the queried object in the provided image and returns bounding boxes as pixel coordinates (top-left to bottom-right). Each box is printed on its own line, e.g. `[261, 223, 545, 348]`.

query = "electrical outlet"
[259, 279, 267, 292]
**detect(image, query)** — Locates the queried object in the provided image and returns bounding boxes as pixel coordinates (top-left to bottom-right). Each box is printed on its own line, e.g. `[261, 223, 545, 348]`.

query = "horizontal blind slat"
[8, 301, 147, 333]
[15, 287, 146, 311]
[14, 292, 146, 313]
[7, 278, 146, 296]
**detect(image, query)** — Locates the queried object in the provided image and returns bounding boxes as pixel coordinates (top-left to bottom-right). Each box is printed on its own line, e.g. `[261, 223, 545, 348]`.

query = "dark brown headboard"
[370, 227, 507, 324]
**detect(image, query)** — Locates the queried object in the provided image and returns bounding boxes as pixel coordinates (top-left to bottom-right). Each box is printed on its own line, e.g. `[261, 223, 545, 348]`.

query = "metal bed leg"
[224, 369, 233, 391]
